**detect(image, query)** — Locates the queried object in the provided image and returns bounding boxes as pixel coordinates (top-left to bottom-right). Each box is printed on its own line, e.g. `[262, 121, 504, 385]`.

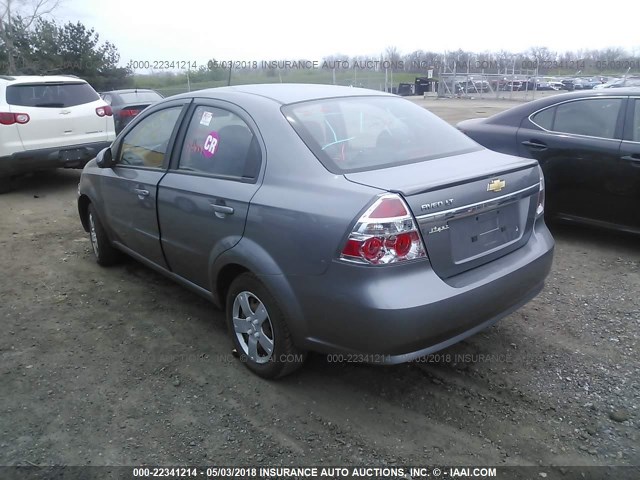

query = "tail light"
[96, 106, 113, 117]
[536, 165, 545, 217]
[0, 112, 30, 125]
[119, 109, 140, 118]
[340, 193, 427, 265]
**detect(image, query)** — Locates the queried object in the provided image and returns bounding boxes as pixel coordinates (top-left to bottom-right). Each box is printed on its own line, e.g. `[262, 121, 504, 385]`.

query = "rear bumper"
[274, 219, 554, 363]
[0, 141, 112, 177]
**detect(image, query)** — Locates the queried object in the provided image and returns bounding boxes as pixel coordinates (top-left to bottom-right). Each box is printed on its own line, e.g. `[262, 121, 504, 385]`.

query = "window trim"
[528, 96, 627, 142]
[167, 99, 264, 184]
[622, 97, 640, 144]
[113, 100, 191, 171]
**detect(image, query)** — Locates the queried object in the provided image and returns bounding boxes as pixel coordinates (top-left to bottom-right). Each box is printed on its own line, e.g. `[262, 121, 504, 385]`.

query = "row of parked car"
[0, 74, 162, 192]
[455, 76, 640, 94]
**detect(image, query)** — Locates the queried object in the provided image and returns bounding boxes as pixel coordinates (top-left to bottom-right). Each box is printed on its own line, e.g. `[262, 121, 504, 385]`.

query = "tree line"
[0, 15, 131, 90]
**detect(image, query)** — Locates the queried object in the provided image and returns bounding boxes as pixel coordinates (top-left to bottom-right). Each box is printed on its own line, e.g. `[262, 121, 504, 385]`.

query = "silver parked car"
[77, 84, 554, 378]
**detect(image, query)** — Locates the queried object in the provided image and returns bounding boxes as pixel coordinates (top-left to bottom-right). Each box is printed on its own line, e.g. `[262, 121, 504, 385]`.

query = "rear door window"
[531, 107, 556, 130]
[177, 105, 261, 179]
[552, 98, 623, 139]
[6, 82, 100, 108]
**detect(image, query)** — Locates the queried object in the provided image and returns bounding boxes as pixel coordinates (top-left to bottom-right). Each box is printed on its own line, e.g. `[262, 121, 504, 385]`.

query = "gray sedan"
[77, 84, 554, 378]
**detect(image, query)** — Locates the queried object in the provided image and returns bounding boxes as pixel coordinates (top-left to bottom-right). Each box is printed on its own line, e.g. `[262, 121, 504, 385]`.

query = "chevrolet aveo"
[78, 84, 554, 378]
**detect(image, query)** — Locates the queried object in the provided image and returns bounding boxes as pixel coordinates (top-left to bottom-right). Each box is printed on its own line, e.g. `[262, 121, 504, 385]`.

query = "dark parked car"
[455, 80, 491, 94]
[593, 77, 640, 90]
[78, 84, 554, 378]
[563, 78, 601, 91]
[457, 89, 640, 234]
[100, 89, 164, 133]
[500, 80, 526, 91]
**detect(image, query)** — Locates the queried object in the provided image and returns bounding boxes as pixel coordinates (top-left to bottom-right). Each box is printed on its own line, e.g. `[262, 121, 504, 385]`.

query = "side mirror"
[96, 147, 115, 168]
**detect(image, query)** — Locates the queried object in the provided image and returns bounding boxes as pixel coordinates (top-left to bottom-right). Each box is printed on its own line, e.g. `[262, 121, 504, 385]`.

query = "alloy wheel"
[232, 291, 275, 364]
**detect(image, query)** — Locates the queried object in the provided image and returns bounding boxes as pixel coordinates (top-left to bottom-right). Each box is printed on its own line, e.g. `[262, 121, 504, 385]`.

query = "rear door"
[99, 100, 189, 267]
[6, 81, 114, 150]
[158, 102, 264, 290]
[617, 96, 640, 231]
[516, 96, 625, 223]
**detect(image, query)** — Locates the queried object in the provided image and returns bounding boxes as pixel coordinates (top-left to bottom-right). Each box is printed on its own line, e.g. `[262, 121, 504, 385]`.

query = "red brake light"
[96, 106, 113, 117]
[361, 237, 384, 262]
[119, 109, 140, 118]
[368, 197, 408, 218]
[391, 232, 414, 257]
[340, 194, 427, 265]
[0, 112, 30, 125]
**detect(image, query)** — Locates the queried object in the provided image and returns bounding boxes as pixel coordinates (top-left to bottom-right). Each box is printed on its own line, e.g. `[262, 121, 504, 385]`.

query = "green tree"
[0, 0, 60, 74]
[1, 16, 132, 90]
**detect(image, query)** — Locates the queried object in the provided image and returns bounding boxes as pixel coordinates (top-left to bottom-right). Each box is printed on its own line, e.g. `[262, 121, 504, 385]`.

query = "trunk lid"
[344, 149, 541, 278]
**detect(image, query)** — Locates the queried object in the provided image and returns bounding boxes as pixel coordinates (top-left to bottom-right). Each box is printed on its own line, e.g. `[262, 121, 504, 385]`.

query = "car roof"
[0, 75, 87, 85]
[483, 88, 640, 125]
[174, 83, 394, 105]
[101, 89, 159, 94]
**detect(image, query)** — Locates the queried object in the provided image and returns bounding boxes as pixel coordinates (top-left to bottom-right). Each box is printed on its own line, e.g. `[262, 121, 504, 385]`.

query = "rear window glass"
[117, 91, 163, 104]
[283, 96, 481, 173]
[6, 82, 99, 108]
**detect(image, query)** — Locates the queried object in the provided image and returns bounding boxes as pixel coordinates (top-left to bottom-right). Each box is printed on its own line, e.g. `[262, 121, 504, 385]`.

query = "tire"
[87, 204, 121, 266]
[0, 176, 16, 194]
[226, 273, 306, 379]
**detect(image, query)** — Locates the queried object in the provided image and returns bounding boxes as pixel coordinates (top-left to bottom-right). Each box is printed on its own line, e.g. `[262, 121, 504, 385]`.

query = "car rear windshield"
[283, 96, 481, 173]
[6, 82, 99, 108]
[117, 91, 163, 104]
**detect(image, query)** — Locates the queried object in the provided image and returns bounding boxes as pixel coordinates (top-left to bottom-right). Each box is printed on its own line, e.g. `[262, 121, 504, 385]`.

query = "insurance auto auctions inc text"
[209, 466, 498, 478]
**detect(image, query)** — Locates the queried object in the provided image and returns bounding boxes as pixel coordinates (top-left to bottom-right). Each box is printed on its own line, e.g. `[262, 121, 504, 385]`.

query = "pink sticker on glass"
[202, 131, 219, 158]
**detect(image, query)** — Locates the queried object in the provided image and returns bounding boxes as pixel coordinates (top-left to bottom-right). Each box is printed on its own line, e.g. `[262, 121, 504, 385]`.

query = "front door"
[100, 103, 187, 267]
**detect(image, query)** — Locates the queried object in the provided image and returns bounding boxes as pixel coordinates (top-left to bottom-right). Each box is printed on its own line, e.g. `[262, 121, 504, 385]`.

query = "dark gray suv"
[78, 84, 554, 378]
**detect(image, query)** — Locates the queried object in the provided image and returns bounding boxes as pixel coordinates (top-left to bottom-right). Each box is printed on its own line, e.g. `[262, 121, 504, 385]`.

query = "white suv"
[0, 75, 115, 191]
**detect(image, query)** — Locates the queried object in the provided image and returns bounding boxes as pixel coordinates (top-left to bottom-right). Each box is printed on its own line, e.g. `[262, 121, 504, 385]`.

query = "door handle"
[620, 155, 640, 165]
[209, 203, 234, 216]
[521, 140, 548, 151]
[134, 188, 150, 197]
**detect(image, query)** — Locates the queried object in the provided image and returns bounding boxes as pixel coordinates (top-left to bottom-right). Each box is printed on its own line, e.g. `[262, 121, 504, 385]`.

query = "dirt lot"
[1, 98, 638, 477]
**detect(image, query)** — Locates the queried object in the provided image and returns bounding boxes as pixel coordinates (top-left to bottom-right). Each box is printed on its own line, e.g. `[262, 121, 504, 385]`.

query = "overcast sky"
[53, 0, 640, 69]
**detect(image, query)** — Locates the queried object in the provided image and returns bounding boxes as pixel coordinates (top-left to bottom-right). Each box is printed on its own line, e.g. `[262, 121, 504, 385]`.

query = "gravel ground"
[0, 98, 638, 478]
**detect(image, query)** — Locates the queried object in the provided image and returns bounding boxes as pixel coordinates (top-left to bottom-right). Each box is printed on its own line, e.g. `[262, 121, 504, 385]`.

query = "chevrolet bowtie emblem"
[487, 179, 506, 193]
